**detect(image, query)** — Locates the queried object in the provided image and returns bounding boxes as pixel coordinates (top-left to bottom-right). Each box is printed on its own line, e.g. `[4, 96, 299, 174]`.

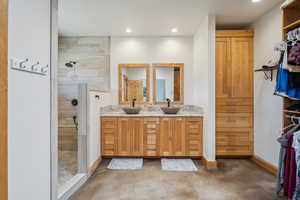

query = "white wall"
[110, 36, 194, 104]
[252, 4, 283, 167]
[8, 0, 51, 200]
[193, 15, 216, 161]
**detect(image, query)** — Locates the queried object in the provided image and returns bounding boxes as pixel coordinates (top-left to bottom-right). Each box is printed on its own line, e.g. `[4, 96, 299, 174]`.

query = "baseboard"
[251, 155, 278, 176]
[88, 157, 102, 176]
[202, 157, 218, 169]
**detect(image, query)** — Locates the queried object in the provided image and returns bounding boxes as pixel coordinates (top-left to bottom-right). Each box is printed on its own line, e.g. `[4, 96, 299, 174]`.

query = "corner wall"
[8, 0, 51, 199]
[251, 4, 283, 167]
[193, 15, 216, 161]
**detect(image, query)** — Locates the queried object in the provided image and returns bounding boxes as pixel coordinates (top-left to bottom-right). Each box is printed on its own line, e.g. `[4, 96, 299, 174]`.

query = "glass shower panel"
[57, 83, 79, 189]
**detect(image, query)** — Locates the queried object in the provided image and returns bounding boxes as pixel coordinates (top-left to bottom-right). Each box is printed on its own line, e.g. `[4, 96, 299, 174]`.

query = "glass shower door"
[57, 84, 79, 189]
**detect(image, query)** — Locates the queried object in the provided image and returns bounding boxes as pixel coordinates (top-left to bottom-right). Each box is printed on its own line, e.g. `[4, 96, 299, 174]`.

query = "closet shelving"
[282, 0, 300, 126]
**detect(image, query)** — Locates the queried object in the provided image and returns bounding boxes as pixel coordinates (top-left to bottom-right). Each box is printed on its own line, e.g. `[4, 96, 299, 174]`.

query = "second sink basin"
[161, 107, 181, 114]
[122, 107, 142, 114]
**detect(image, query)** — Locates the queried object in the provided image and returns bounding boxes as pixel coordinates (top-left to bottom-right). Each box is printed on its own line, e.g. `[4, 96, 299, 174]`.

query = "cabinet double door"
[216, 31, 253, 156]
[117, 118, 143, 156]
[160, 118, 185, 156]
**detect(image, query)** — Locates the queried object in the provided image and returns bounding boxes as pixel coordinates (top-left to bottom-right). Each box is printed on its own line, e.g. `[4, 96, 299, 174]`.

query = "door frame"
[0, 0, 8, 199]
[50, 1, 89, 200]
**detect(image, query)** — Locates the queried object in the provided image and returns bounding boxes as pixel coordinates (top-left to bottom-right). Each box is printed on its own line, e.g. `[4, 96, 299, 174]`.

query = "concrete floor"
[70, 159, 279, 200]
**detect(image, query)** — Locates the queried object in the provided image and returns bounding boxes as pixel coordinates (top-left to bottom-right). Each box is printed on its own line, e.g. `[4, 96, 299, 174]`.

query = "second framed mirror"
[152, 63, 184, 104]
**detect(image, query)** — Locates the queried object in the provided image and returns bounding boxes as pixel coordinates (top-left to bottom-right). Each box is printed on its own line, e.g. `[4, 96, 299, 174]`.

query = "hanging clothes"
[275, 64, 300, 100]
[277, 133, 289, 194]
[277, 125, 300, 195]
[284, 134, 297, 199]
[274, 27, 300, 100]
[293, 131, 300, 200]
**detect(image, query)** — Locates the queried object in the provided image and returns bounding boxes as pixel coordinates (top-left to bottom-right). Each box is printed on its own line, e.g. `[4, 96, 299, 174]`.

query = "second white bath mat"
[107, 158, 143, 170]
[161, 158, 198, 172]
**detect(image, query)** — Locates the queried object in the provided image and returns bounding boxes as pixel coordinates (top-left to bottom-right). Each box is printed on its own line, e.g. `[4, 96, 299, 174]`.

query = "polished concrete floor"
[70, 159, 279, 200]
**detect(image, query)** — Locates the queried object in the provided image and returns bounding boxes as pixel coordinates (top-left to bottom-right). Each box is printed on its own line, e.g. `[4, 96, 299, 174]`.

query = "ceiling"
[58, 0, 283, 36]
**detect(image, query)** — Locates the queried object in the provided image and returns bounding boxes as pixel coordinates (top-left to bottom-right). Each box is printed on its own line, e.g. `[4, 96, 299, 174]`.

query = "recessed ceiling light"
[126, 28, 132, 33]
[171, 28, 178, 33]
[252, 0, 261, 3]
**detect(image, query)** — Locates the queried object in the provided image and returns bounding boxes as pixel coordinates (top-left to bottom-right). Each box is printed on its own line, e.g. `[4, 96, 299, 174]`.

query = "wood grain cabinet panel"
[160, 118, 173, 156]
[185, 118, 203, 157]
[143, 118, 160, 157]
[101, 118, 118, 156]
[131, 118, 144, 156]
[173, 118, 186, 156]
[117, 118, 143, 156]
[117, 118, 132, 156]
[216, 30, 254, 157]
[159, 118, 186, 157]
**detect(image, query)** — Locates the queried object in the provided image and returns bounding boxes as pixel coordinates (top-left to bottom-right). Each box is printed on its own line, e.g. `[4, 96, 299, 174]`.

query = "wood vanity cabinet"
[101, 117, 203, 157]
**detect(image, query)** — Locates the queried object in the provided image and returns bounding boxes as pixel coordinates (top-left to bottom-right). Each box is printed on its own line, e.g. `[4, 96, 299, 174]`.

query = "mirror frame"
[152, 63, 184, 105]
[118, 63, 150, 105]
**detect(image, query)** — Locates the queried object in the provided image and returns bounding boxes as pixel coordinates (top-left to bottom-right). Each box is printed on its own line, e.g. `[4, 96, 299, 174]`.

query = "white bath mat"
[107, 158, 143, 170]
[161, 159, 198, 172]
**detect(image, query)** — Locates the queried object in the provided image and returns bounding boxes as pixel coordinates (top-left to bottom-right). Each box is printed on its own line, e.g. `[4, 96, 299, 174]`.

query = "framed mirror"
[119, 64, 150, 104]
[152, 63, 184, 104]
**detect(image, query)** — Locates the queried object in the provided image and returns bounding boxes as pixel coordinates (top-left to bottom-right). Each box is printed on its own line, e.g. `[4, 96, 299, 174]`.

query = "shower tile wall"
[58, 36, 111, 150]
[58, 36, 111, 88]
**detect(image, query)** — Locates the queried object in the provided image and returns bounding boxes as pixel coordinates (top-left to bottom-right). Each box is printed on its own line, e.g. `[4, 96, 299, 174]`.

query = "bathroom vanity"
[100, 105, 203, 158]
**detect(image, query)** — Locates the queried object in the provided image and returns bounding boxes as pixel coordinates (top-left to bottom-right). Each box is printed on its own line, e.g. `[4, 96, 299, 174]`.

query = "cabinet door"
[173, 118, 186, 156]
[230, 37, 253, 99]
[160, 118, 173, 156]
[216, 38, 231, 99]
[131, 118, 143, 156]
[117, 118, 131, 156]
[143, 118, 160, 157]
[101, 118, 118, 156]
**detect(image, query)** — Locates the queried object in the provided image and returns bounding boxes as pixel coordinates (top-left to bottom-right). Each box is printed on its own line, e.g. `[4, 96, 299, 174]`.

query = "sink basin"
[161, 107, 181, 114]
[122, 107, 142, 114]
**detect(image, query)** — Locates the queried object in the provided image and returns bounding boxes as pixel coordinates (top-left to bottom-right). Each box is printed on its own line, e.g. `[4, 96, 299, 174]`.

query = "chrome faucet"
[166, 98, 171, 108]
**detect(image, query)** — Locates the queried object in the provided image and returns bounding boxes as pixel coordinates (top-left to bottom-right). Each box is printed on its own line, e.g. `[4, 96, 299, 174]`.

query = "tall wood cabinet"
[216, 30, 254, 156]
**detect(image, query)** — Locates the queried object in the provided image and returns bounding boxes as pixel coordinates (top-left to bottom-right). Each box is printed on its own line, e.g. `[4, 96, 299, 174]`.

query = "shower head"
[65, 61, 77, 68]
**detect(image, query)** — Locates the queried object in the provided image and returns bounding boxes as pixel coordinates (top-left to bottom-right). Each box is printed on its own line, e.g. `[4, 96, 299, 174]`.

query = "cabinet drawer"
[102, 118, 118, 129]
[217, 105, 253, 113]
[216, 113, 252, 128]
[217, 145, 252, 156]
[216, 98, 253, 106]
[217, 136, 250, 146]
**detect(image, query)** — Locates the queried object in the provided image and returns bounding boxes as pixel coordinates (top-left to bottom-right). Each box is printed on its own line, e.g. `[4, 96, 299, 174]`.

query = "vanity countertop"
[100, 105, 204, 117]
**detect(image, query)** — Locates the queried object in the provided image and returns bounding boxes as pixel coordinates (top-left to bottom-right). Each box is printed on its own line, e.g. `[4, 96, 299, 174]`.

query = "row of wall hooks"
[10, 58, 49, 76]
